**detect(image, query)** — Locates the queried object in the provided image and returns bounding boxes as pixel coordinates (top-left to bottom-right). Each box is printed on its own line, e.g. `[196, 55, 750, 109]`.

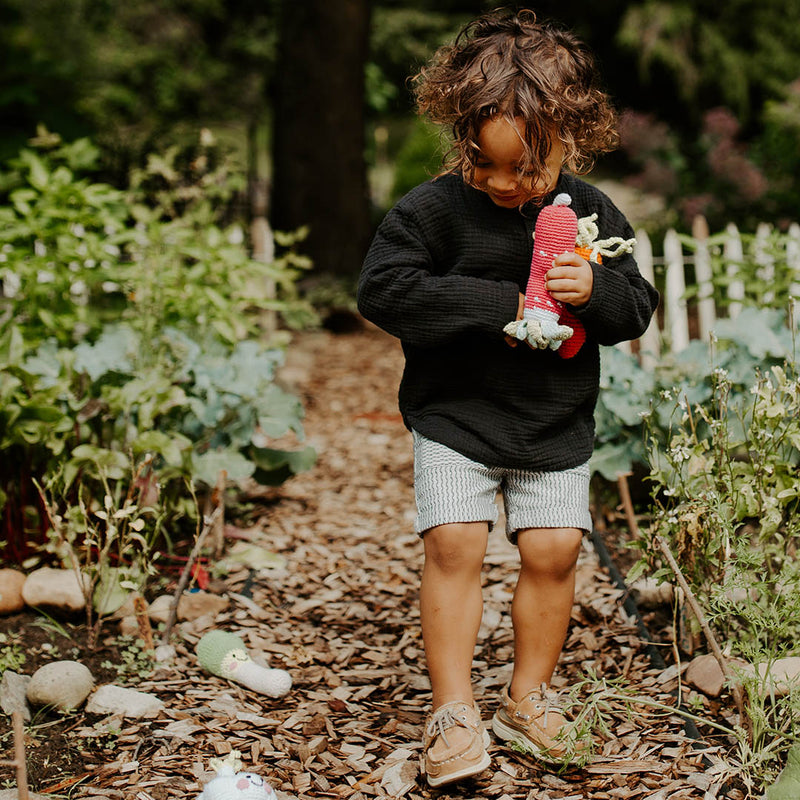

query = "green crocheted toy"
[196, 631, 292, 698]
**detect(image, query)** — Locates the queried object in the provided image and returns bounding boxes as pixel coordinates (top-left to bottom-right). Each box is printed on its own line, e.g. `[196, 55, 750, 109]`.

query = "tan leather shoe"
[421, 701, 491, 787]
[491, 683, 584, 763]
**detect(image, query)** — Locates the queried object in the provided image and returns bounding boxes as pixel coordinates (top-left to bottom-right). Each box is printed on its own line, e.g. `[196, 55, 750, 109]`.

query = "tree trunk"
[271, 0, 372, 277]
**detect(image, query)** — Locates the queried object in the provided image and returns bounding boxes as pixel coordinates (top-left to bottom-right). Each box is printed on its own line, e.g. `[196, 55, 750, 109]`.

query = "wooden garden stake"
[133, 593, 154, 652]
[211, 469, 227, 559]
[0, 711, 29, 800]
[616, 473, 747, 724]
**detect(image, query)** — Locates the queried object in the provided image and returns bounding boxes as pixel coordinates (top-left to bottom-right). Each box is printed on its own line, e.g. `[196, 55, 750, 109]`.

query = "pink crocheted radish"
[504, 193, 577, 350]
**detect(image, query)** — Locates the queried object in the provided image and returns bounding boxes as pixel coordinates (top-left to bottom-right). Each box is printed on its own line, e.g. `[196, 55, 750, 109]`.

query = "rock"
[118, 615, 140, 637]
[22, 567, 87, 612]
[177, 591, 229, 621]
[0, 670, 31, 721]
[154, 644, 176, 663]
[685, 653, 756, 697]
[755, 657, 800, 697]
[85, 684, 165, 718]
[147, 594, 173, 623]
[629, 577, 674, 608]
[0, 568, 26, 614]
[148, 591, 228, 624]
[687, 653, 800, 699]
[109, 593, 140, 620]
[26, 661, 95, 710]
[685, 654, 726, 697]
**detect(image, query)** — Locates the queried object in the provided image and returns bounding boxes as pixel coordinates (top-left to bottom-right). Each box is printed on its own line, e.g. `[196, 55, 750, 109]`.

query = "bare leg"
[420, 521, 489, 709]
[509, 527, 582, 700]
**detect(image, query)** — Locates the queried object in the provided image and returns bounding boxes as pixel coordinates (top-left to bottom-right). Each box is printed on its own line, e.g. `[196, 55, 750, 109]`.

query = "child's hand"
[504, 293, 526, 347]
[546, 252, 593, 308]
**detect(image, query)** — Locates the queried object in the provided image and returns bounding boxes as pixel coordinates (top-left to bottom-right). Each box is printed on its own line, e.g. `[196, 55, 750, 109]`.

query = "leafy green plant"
[592, 306, 797, 482]
[0, 132, 317, 564]
[0, 632, 26, 673]
[641, 360, 800, 598]
[631, 354, 800, 795]
[36, 453, 167, 648]
[100, 635, 157, 683]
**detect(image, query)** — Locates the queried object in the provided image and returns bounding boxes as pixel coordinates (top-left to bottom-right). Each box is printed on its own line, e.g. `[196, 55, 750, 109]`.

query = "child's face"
[473, 116, 563, 208]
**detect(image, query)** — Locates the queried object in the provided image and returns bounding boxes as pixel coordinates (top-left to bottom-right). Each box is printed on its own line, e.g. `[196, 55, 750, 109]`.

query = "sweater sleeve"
[357, 199, 521, 348]
[569, 195, 659, 345]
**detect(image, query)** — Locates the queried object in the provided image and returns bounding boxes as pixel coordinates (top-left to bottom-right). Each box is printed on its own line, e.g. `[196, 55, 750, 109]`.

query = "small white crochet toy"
[198, 751, 277, 800]
[196, 630, 292, 698]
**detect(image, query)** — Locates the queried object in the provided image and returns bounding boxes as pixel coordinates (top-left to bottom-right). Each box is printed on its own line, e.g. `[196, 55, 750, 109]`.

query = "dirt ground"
[1, 323, 742, 799]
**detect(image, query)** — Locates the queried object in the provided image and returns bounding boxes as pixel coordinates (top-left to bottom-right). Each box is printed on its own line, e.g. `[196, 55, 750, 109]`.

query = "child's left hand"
[546, 252, 593, 308]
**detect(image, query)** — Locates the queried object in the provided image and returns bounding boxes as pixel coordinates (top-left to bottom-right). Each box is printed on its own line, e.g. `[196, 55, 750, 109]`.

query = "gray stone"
[118, 615, 140, 637]
[177, 591, 229, 621]
[147, 591, 228, 624]
[0, 568, 26, 614]
[146, 594, 173, 623]
[85, 684, 165, 718]
[0, 671, 31, 721]
[154, 644, 176, 663]
[22, 567, 87, 611]
[629, 577, 675, 608]
[685, 654, 725, 697]
[755, 656, 800, 697]
[26, 661, 95, 710]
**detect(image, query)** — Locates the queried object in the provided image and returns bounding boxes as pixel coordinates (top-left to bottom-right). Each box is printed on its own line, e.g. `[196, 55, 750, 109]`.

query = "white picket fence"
[621, 216, 800, 369]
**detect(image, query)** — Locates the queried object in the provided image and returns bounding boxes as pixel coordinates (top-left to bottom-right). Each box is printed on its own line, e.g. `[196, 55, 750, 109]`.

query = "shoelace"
[426, 705, 471, 749]
[537, 682, 558, 729]
[512, 683, 561, 729]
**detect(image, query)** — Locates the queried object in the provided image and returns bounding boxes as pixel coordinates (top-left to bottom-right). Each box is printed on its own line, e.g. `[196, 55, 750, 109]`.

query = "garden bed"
[1, 324, 745, 799]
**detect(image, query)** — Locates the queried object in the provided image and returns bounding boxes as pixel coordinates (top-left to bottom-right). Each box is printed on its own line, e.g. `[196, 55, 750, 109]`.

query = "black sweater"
[358, 172, 659, 471]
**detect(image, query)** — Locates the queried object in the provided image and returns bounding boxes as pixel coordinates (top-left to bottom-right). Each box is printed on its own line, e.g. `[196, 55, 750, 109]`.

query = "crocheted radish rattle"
[504, 193, 577, 351]
[196, 630, 292, 698]
[198, 751, 277, 800]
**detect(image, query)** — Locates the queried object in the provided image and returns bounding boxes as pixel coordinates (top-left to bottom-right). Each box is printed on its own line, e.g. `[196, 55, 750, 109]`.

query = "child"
[357, 8, 658, 788]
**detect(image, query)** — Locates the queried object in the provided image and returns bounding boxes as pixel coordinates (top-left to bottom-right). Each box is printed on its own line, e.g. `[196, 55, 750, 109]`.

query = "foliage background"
[2, 0, 800, 245]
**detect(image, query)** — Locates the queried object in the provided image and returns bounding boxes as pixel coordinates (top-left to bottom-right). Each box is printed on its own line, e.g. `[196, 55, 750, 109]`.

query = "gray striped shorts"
[412, 430, 592, 541]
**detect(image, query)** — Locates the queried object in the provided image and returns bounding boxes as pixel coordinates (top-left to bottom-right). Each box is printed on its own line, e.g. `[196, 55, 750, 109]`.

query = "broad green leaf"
[132, 430, 192, 466]
[590, 442, 636, 481]
[256, 383, 304, 438]
[249, 445, 316, 486]
[73, 324, 138, 379]
[93, 566, 132, 616]
[192, 449, 254, 486]
[766, 743, 800, 800]
[0, 326, 25, 368]
[222, 544, 287, 571]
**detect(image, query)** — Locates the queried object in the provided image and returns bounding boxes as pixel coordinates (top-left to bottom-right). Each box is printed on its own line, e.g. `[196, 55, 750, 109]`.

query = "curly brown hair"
[413, 9, 618, 190]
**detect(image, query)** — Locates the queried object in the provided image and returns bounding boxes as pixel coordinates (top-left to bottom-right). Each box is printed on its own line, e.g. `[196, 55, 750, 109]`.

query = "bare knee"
[423, 522, 488, 575]
[517, 527, 582, 580]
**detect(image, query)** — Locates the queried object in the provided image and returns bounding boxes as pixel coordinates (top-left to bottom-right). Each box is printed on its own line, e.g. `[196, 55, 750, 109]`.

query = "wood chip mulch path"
[72, 324, 740, 800]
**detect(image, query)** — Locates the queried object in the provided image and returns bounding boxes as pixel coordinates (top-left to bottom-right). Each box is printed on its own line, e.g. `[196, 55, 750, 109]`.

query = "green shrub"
[631, 356, 800, 795]
[0, 132, 316, 566]
[592, 307, 796, 482]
